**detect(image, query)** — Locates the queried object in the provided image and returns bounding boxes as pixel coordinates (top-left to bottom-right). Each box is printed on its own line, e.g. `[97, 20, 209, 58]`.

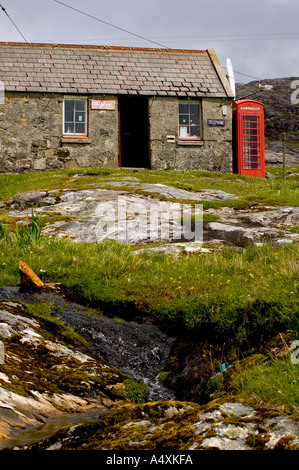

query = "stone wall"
[0, 92, 232, 173]
[149, 97, 233, 172]
[0, 92, 119, 172]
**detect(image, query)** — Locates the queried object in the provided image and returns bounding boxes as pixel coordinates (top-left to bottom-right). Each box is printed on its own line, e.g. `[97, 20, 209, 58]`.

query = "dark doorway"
[119, 96, 149, 168]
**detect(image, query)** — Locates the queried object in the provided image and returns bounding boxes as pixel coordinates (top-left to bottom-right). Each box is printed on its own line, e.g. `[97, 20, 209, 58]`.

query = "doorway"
[119, 96, 149, 168]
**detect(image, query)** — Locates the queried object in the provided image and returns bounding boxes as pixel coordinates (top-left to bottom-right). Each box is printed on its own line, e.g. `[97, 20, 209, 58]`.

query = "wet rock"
[51, 308, 175, 401]
[0, 300, 128, 448]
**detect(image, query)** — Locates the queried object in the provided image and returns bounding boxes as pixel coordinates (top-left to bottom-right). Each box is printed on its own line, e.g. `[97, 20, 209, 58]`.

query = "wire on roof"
[0, 3, 28, 43]
[53, 0, 168, 49]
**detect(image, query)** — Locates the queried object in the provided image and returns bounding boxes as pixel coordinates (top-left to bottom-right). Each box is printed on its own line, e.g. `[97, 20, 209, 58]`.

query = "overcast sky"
[0, 0, 298, 83]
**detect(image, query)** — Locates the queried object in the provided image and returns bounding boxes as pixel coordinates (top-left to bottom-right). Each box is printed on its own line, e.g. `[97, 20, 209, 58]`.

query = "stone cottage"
[0, 42, 234, 173]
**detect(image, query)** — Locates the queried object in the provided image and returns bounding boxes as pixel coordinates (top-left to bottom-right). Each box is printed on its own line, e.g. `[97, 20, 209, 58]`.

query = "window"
[179, 101, 201, 139]
[63, 99, 87, 135]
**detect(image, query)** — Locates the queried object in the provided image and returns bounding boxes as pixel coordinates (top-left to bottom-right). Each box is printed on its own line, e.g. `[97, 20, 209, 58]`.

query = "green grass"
[0, 235, 297, 353]
[0, 166, 298, 208]
[231, 356, 299, 414]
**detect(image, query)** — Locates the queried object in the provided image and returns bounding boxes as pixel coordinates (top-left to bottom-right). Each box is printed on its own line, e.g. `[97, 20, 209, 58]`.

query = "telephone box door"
[233, 100, 265, 177]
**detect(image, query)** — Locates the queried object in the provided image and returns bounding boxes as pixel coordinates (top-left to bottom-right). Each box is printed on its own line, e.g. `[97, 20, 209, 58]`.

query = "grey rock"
[5, 191, 47, 210]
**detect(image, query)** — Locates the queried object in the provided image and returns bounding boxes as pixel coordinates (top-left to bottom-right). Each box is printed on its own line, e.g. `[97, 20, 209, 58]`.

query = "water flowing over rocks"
[49, 307, 176, 402]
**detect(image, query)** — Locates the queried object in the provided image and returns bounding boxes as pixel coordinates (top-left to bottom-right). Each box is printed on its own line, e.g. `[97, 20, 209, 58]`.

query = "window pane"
[179, 115, 189, 125]
[190, 126, 200, 136]
[65, 101, 74, 112]
[64, 123, 74, 134]
[64, 111, 73, 122]
[190, 115, 199, 126]
[75, 123, 85, 134]
[64, 99, 87, 134]
[190, 104, 199, 116]
[75, 111, 85, 123]
[179, 101, 201, 138]
[179, 126, 188, 137]
[75, 100, 86, 111]
[179, 103, 188, 114]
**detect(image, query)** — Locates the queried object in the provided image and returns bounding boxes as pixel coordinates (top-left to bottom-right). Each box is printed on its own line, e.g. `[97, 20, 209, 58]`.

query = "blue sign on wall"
[208, 119, 225, 127]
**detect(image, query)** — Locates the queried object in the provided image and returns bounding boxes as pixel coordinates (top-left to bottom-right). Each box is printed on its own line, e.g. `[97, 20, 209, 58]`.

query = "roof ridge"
[0, 41, 207, 54]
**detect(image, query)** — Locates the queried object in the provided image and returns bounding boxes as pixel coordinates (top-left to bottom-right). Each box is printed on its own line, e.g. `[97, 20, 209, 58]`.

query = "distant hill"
[236, 78, 299, 164]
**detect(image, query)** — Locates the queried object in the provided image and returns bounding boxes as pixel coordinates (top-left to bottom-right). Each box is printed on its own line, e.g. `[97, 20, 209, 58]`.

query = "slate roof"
[0, 42, 234, 98]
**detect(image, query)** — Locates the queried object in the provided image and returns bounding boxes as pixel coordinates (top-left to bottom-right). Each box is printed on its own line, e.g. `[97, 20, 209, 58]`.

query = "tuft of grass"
[231, 356, 299, 414]
[0, 209, 44, 245]
[15, 209, 44, 245]
[0, 219, 10, 241]
[123, 376, 148, 403]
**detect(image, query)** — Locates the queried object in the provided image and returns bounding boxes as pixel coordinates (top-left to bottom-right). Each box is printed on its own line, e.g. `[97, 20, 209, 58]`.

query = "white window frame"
[63, 97, 88, 136]
[178, 100, 202, 140]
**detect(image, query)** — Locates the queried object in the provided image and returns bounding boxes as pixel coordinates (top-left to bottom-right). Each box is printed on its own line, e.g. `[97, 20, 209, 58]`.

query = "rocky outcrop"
[0, 299, 129, 448]
[21, 400, 299, 451]
[203, 206, 299, 247]
[4, 181, 299, 250]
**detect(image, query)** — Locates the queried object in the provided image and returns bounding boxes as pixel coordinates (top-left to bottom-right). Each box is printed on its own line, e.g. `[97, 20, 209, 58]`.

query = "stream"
[0, 409, 103, 450]
[50, 306, 175, 402]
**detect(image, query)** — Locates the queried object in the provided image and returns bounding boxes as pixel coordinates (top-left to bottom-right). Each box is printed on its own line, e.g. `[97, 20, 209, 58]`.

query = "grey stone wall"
[0, 92, 232, 173]
[0, 92, 119, 172]
[149, 97, 233, 172]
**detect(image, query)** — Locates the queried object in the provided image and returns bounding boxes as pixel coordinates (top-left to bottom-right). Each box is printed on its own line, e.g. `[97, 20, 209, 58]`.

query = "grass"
[231, 356, 299, 414]
[0, 165, 298, 208]
[0, 235, 297, 352]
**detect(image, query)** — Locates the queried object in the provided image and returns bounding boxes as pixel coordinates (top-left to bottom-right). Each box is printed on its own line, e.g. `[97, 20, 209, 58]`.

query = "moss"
[245, 433, 270, 450]
[23, 302, 89, 348]
[157, 371, 171, 384]
[122, 377, 148, 403]
[0, 302, 127, 400]
[1, 334, 123, 398]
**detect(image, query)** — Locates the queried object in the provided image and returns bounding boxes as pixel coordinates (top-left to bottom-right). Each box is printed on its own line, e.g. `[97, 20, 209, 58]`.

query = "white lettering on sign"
[91, 100, 116, 110]
[240, 106, 261, 110]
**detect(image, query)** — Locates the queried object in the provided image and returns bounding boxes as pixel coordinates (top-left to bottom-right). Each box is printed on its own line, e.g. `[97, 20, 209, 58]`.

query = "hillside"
[236, 77, 299, 164]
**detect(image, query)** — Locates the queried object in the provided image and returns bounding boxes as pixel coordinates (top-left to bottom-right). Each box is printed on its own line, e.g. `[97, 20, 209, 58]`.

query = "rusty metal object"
[18, 261, 44, 290]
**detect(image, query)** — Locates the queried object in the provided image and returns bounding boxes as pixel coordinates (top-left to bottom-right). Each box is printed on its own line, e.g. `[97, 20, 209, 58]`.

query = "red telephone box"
[233, 99, 265, 177]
